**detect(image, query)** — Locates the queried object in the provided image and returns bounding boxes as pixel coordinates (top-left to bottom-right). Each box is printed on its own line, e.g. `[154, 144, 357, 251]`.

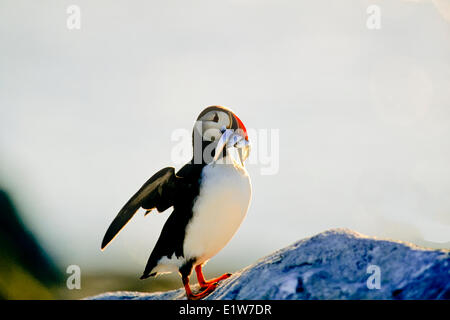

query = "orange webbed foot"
[198, 273, 231, 289]
[187, 282, 218, 300]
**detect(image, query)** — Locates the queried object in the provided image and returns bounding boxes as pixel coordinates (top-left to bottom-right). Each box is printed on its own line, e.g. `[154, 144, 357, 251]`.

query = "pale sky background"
[1, 0, 449, 275]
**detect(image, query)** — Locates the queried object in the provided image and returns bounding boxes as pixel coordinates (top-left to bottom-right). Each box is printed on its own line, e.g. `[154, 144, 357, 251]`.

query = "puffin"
[101, 106, 252, 300]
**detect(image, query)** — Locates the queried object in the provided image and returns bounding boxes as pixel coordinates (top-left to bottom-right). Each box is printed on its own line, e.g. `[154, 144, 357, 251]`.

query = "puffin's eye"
[212, 113, 219, 123]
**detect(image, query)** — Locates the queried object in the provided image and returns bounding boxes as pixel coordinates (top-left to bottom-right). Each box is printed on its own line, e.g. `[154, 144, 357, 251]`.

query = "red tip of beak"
[234, 114, 248, 140]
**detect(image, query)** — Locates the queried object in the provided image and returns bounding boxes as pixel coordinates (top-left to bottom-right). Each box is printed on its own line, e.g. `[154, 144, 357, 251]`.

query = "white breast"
[183, 156, 252, 265]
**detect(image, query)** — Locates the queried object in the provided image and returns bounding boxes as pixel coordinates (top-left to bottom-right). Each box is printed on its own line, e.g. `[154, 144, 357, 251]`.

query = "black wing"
[101, 167, 178, 250]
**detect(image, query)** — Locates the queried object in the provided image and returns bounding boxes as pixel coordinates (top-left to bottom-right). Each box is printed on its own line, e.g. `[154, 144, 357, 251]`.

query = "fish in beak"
[237, 139, 251, 166]
[213, 128, 251, 166]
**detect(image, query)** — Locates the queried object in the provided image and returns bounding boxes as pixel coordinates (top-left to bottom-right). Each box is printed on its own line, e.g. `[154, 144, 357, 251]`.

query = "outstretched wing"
[101, 167, 177, 250]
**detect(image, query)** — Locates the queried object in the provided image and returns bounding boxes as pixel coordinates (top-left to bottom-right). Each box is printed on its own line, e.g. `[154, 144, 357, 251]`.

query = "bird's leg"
[182, 274, 217, 300]
[195, 265, 232, 289]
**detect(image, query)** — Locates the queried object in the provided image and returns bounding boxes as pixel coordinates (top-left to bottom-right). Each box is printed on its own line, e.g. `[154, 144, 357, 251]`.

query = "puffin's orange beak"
[233, 114, 248, 141]
[231, 113, 250, 165]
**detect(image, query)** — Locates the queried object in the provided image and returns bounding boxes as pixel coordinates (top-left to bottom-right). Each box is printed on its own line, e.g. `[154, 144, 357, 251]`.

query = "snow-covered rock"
[89, 229, 450, 300]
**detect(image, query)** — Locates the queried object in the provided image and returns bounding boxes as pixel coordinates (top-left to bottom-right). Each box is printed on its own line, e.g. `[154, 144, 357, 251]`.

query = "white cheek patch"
[202, 125, 222, 142]
[200, 111, 231, 141]
[217, 111, 230, 128]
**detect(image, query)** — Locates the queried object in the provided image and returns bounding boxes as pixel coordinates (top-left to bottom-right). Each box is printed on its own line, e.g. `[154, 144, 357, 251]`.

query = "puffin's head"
[193, 106, 250, 165]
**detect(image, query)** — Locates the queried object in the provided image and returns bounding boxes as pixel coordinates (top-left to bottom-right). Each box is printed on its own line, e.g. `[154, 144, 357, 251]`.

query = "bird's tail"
[140, 272, 156, 280]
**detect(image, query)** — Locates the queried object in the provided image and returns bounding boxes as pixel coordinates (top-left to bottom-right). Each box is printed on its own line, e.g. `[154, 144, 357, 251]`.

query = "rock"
[88, 229, 450, 300]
